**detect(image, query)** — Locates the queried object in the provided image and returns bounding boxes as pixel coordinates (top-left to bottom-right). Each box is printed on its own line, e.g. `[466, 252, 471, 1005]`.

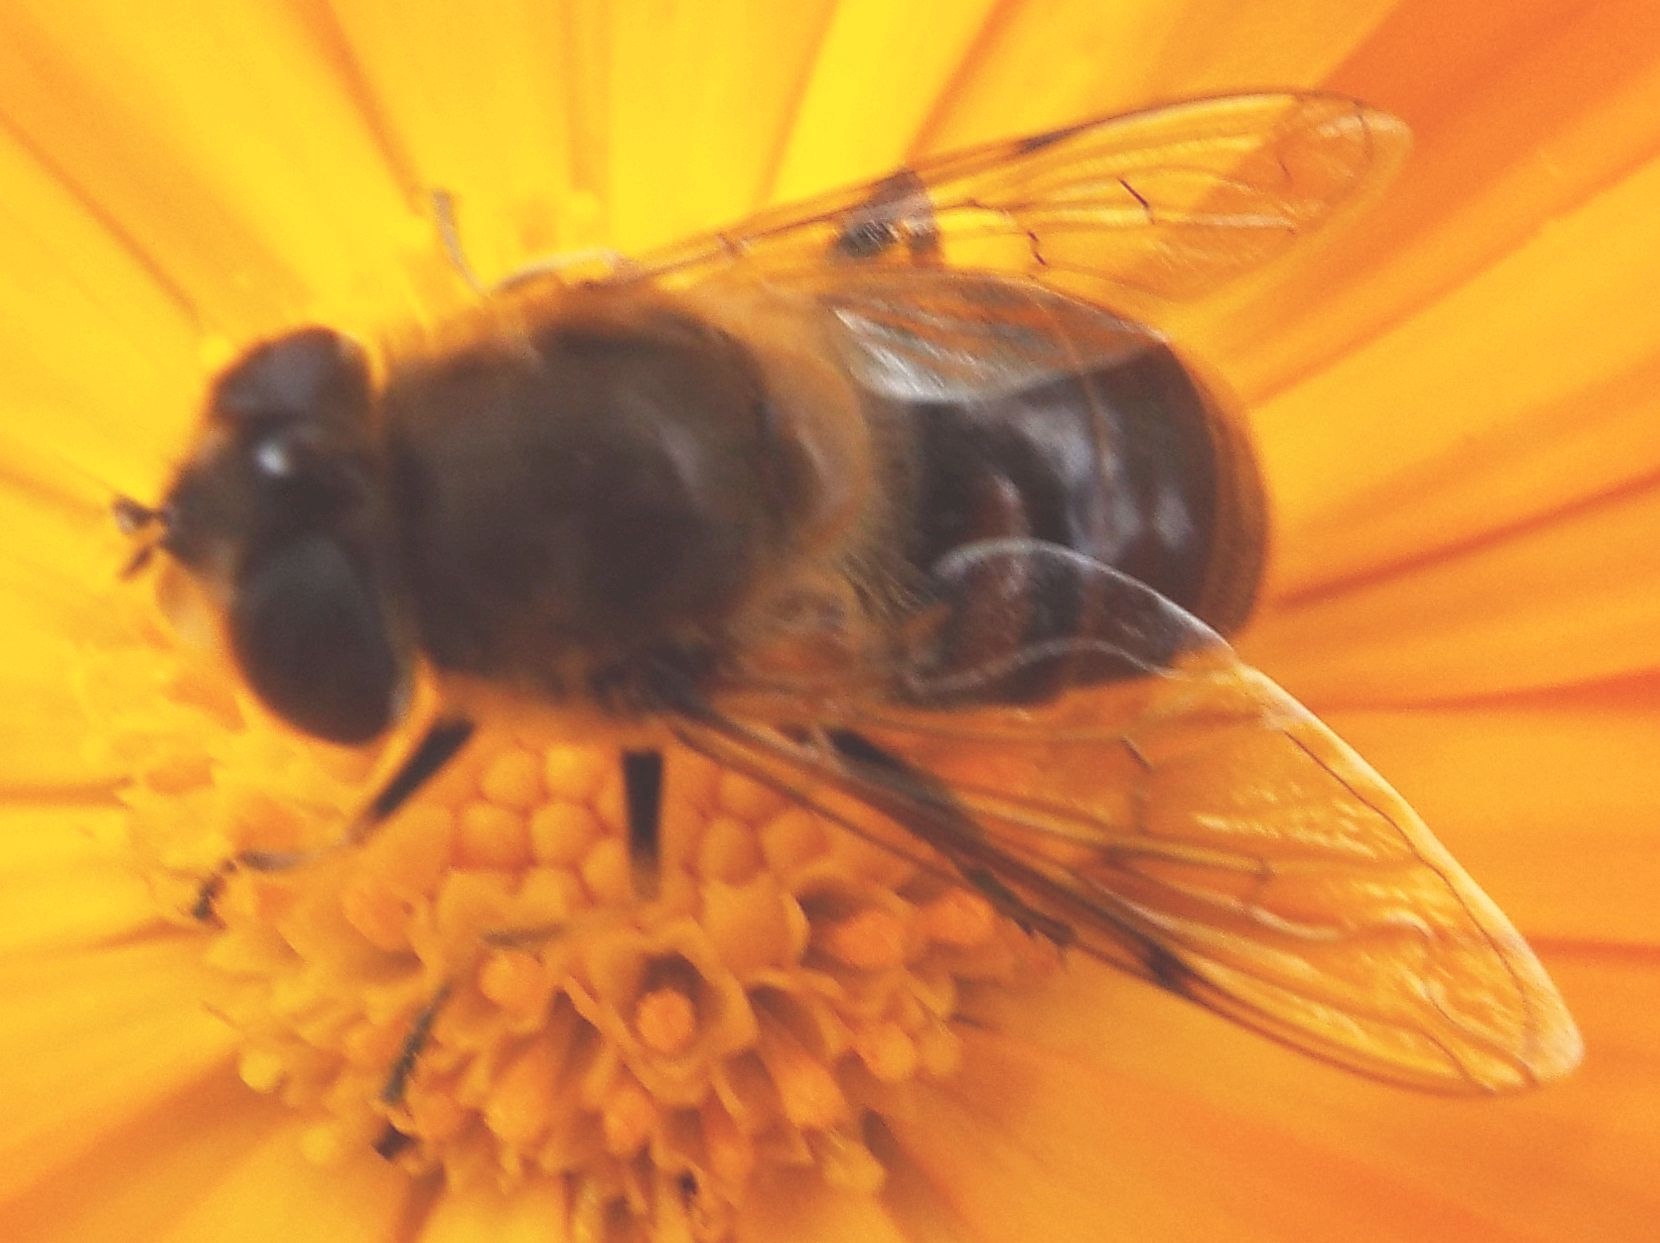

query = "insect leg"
[192, 716, 476, 921]
[354, 716, 478, 838]
[374, 982, 452, 1160]
[622, 748, 664, 900]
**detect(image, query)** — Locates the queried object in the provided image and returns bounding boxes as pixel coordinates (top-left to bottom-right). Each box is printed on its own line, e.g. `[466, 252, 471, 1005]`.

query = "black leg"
[381, 984, 451, 1107]
[622, 748, 664, 900]
[192, 715, 476, 921]
[372, 981, 454, 1162]
[373, 1125, 414, 1161]
[356, 717, 477, 839]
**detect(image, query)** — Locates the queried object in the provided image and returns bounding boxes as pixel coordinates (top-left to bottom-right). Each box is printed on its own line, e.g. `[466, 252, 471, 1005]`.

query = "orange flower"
[2, 3, 1657, 1241]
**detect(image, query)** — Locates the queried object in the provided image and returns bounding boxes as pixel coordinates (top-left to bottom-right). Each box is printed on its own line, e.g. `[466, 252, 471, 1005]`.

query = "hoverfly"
[118, 91, 1581, 1096]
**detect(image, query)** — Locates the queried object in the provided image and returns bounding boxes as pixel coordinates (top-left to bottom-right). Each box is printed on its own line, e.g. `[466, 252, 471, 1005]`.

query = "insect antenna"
[429, 189, 488, 295]
[110, 493, 172, 578]
[430, 188, 630, 296]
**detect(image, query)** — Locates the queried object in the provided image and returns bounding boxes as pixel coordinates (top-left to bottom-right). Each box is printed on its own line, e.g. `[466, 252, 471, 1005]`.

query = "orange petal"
[0, 1067, 291, 1243]
[1244, 478, 1660, 705]
[0, 936, 236, 1202]
[1265, 353, 1660, 618]
[920, 2, 1395, 153]
[1324, 697, 1660, 945]
[153, 1124, 419, 1243]
[1251, 149, 1660, 595]
[946, 948, 1660, 1242]
[888, 1025, 1494, 1243]
[1307, 950, 1660, 1242]
[418, 1175, 569, 1243]
[737, 1168, 909, 1243]
[1217, 0, 1660, 403]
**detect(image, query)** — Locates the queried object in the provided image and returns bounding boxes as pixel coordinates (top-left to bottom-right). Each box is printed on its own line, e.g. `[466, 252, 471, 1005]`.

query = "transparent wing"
[802, 266, 1169, 403]
[678, 541, 1581, 1093]
[604, 92, 1408, 317]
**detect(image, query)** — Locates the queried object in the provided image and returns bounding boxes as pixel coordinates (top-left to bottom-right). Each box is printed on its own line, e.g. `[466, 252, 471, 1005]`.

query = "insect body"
[122, 92, 1581, 1095]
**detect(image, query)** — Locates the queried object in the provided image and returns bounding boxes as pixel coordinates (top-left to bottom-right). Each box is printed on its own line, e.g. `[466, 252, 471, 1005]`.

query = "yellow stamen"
[580, 836, 632, 904]
[407, 1080, 468, 1143]
[479, 948, 551, 1017]
[238, 1048, 286, 1092]
[101, 633, 1052, 1234]
[758, 807, 825, 873]
[916, 1023, 965, 1078]
[486, 1034, 564, 1145]
[482, 746, 545, 809]
[635, 986, 699, 1056]
[818, 1131, 886, 1194]
[694, 815, 763, 883]
[919, 888, 997, 947]
[821, 907, 908, 969]
[369, 804, 453, 891]
[543, 747, 607, 803]
[855, 1022, 918, 1082]
[454, 801, 532, 869]
[531, 800, 602, 865]
[300, 1122, 350, 1166]
[701, 1102, 755, 1187]
[757, 1028, 849, 1130]
[714, 770, 787, 822]
[339, 878, 412, 951]
[602, 1080, 658, 1155]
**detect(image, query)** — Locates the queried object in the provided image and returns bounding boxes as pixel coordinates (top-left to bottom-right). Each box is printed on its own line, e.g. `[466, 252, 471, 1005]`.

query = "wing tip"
[1517, 990, 1587, 1090]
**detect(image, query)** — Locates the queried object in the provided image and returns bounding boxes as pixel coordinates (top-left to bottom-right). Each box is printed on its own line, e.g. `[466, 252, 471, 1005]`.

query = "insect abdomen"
[894, 338, 1266, 699]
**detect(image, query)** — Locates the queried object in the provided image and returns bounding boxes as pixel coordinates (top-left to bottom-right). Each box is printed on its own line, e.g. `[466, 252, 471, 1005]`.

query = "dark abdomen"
[891, 337, 1266, 698]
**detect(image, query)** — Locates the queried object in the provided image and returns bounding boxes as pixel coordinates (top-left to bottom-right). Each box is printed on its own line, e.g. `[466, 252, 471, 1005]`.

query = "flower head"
[2, 3, 1658, 1242]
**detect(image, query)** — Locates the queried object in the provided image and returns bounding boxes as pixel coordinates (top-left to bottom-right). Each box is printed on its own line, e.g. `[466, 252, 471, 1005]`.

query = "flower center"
[86, 601, 1052, 1237]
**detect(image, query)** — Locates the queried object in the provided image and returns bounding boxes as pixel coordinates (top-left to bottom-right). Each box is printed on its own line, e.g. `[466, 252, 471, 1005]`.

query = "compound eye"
[229, 534, 404, 744]
[211, 327, 371, 427]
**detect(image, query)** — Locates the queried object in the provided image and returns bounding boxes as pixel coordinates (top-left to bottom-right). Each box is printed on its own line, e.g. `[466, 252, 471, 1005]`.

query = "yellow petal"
[152, 1122, 419, 1243]
[770, 0, 1007, 200]
[0, 1069, 291, 1243]
[923, 1, 1396, 153]
[0, 1, 420, 336]
[602, 0, 843, 248]
[0, 129, 201, 488]
[0, 804, 158, 955]
[0, 937, 236, 1201]
[419, 1175, 569, 1243]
